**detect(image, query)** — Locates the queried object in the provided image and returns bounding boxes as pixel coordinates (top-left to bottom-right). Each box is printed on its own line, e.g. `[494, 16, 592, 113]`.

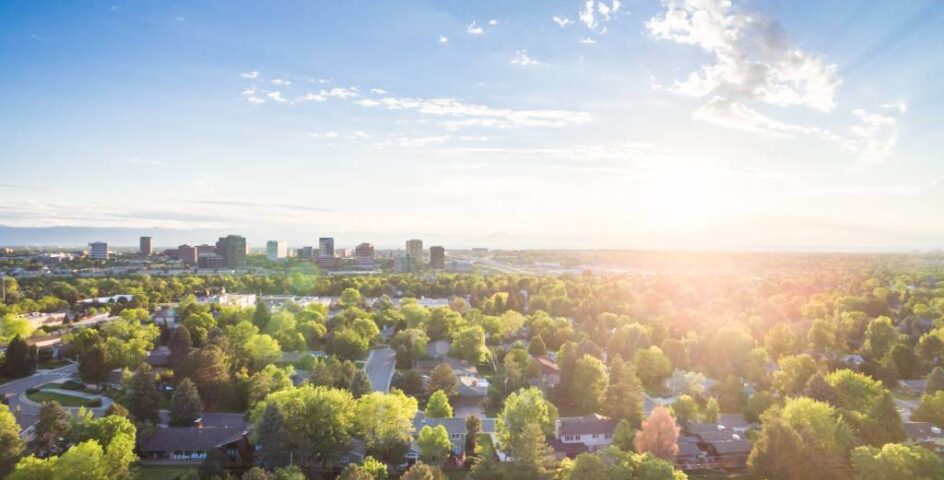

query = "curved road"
[0, 363, 79, 429]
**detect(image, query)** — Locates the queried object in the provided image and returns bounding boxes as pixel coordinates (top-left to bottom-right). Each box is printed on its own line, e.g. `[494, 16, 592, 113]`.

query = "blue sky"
[1, 0, 943, 250]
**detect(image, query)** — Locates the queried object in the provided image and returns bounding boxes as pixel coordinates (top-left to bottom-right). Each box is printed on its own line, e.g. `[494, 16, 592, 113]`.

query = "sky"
[1, 0, 943, 251]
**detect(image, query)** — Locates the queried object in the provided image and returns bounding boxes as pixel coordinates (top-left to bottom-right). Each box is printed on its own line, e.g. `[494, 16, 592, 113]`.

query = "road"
[364, 347, 397, 393]
[894, 396, 919, 422]
[0, 363, 78, 430]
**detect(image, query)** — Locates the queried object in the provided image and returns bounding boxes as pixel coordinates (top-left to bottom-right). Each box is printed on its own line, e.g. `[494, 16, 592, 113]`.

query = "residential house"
[137, 419, 252, 465]
[683, 414, 753, 469]
[899, 379, 928, 396]
[152, 307, 179, 327]
[551, 414, 617, 458]
[904, 422, 944, 454]
[411, 412, 498, 456]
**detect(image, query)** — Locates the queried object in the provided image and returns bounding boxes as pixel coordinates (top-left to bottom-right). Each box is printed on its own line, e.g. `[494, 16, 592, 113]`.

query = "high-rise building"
[216, 235, 247, 268]
[430, 246, 445, 270]
[178, 244, 198, 266]
[319, 237, 335, 258]
[89, 241, 108, 260]
[354, 242, 375, 269]
[139, 236, 152, 256]
[394, 253, 417, 273]
[297, 246, 315, 260]
[406, 239, 423, 260]
[197, 244, 216, 256]
[266, 240, 288, 261]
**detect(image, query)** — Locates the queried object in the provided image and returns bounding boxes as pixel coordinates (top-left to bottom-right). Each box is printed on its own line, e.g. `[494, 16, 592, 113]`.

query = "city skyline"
[2, 1, 944, 251]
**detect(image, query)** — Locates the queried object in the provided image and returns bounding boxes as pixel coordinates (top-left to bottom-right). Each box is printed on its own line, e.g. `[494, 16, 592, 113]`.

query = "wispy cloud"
[267, 91, 287, 103]
[580, 0, 622, 31]
[182, 199, 333, 213]
[356, 95, 590, 129]
[240, 71, 259, 79]
[467, 20, 484, 35]
[271, 78, 291, 86]
[510, 50, 540, 66]
[579, 37, 596, 45]
[438, 35, 448, 44]
[553, 16, 572, 28]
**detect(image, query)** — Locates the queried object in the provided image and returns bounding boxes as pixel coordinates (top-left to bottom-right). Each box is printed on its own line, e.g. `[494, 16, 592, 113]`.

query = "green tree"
[612, 419, 636, 451]
[167, 326, 193, 369]
[704, 397, 720, 423]
[338, 463, 374, 480]
[34, 401, 70, 456]
[773, 354, 818, 396]
[183, 345, 230, 406]
[125, 364, 160, 424]
[78, 342, 110, 388]
[528, 336, 547, 356]
[633, 346, 673, 392]
[928, 367, 944, 395]
[391, 328, 429, 368]
[505, 422, 555, 480]
[354, 391, 418, 463]
[255, 403, 291, 469]
[273, 465, 307, 480]
[349, 369, 373, 398]
[465, 414, 482, 455]
[330, 328, 369, 361]
[604, 358, 644, 426]
[417, 424, 452, 464]
[0, 335, 37, 378]
[671, 395, 699, 424]
[425, 390, 453, 418]
[572, 354, 608, 414]
[864, 316, 899, 360]
[427, 363, 458, 396]
[401, 462, 443, 480]
[765, 322, 798, 360]
[451, 326, 489, 364]
[913, 391, 944, 426]
[851, 443, 944, 480]
[253, 298, 272, 329]
[170, 378, 203, 426]
[244, 333, 283, 371]
[0, 404, 24, 477]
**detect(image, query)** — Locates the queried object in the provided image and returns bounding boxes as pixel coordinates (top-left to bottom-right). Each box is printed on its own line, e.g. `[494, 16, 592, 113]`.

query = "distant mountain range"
[0, 226, 228, 249]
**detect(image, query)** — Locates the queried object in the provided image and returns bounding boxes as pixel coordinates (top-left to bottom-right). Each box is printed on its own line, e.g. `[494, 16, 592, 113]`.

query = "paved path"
[364, 347, 397, 393]
[0, 363, 85, 430]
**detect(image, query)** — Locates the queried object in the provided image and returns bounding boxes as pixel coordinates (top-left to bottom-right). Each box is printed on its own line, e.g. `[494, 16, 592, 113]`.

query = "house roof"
[707, 440, 752, 455]
[697, 430, 738, 443]
[412, 412, 497, 436]
[547, 437, 588, 458]
[717, 414, 750, 430]
[533, 355, 559, 374]
[558, 414, 617, 436]
[905, 422, 944, 440]
[416, 357, 477, 376]
[677, 442, 705, 457]
[146, 347, 172, 367]
[900, 379, 927, 392]
[138, 427, 245, 453]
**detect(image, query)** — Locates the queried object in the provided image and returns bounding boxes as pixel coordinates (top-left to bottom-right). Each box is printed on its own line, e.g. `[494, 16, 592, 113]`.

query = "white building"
[555, 414, 617, 451]
[89, 241, 109, 260]
[266, 240, 288, 261]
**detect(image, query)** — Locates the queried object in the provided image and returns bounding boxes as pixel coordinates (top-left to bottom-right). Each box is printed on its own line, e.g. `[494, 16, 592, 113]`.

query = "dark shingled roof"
[138, 427, 245, 453]
[697, 430, 738, 442]
[547, 438, 588, 457]
[707, 440, 752, 455]
[558, 414, 617, 436]
[904, 422, 943, 440]
[677, 442, 705, 458]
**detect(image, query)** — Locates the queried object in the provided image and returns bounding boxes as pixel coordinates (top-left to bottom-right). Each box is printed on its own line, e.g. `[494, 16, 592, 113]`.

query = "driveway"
[364, 347, 397, 393]
[0, 363, 79, 430]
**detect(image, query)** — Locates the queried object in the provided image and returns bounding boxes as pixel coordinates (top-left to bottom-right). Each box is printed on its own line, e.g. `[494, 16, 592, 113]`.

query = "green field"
[133, 465, 196, 480]
[26, 390, 96, 407]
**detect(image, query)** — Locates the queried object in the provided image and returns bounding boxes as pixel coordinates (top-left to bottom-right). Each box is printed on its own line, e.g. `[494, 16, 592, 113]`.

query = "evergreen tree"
[528, 335, 546, 356]
[505, 422, 555, 480]
[927, 367, 944, 395]
[427, 363, 458, 396]
[704, 397, 720, 423]
[804, 373, 837, 404]
[349, 369, 373, 398]
[78, 342, 109, 388]
[170, 378, 203, 426]
[465, 415, 482, 456]
[34, 401, 70, 456]
[253, 298, 272, 329]
[167, 326, 193, 370]
[425, 390, 453, 418]
[125, 364, 161, 424]
[0, 335, 37, 378]
[256, 403, 291, 469]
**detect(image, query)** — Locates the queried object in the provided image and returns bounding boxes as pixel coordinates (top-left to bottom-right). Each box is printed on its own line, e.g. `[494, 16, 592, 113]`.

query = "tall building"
[354, 242, 375, 270]
[266, 240, 287, 261]
[139, 236, 152, 256]
[216, 235, 247, 268]
[319, 237, 335, 258]
[178, 244, 198, 266]
[197, 244, 216, 256]
[297, 246, 315, 260]
[89, 241, 108, 260]
[430, 246, 445, 270]
[394, 253, 417, 273]
[406, 239, 423, 260]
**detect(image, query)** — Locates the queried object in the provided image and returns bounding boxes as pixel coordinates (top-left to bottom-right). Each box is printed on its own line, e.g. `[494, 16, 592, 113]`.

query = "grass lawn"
[133, 465, 197, 480]
[26, 390, 96, 407]
[38, 359, 71, 369]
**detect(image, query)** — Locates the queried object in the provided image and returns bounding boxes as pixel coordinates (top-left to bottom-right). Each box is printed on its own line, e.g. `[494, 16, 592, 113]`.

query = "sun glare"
[641, 169, 720, 232]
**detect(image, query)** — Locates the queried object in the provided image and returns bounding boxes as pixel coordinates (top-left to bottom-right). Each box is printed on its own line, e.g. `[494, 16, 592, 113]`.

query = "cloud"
[183, 199, 332, 213]
[266, 91, 287, 103]
[510, 50, 540, 67]
[488, 19, 498, 26]
[356, 95, 590, 129]
[370, 88, 387, 95]
[356, 99, 380, 107]
[467, 20, 484, 35]
[553, 16, 572, 27]
[647, 0, 840, 112]
[579, 37, 597, 44]
[241, 71, 259, 79]
[327, 87, 360, 98]
[295, 92, 327, 103]
[271, 79, 291, 86]
[246, 96, 265, 106]
[438, 35, 448, 44]
[691, 96, 817, 138]
[307, 131, 340, 139]
[580, 0, 621, 31]
[844, 103, 906, 165]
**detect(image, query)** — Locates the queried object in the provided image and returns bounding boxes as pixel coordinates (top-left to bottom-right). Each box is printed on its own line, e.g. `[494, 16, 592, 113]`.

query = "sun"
[640, 168, 721, 233]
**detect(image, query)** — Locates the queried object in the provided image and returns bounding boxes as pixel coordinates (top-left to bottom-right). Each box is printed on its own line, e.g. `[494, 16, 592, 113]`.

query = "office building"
[394, 253, 417, 273]
[139, 236, 152, 256]
[267, 240, 288, 261]
[446, 260, 473, 273]
[197, 244, 216, 256]
[216, 235, 247, 268]
[354, 242, 375, 269]
[336, 248, 348, 258]
[319, 237, 335, 258]
[317, 256, 340, 270]
[406, 239, 423, 260]
[198, 253, 226, 269]
[297, 246, 315, 260]
[178, 245, 198, 266]
[430, 246, 445, 270]
[89, 241, 108, 260]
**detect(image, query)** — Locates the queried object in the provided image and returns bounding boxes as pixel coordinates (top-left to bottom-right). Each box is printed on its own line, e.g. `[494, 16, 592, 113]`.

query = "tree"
[250, 385, 357, 471]
[465, 415, 482, 455]
[0, 335, 37, 378]
[417, 425, 452, 465]
[125, 364, 160, 424]
[354, 391, 418, 463]
[360, 456, 388, 480]
[604, 358, 644, 426]
[864, 316, 899, 359]
[244, 333, 283, 371]
[253, 298, 272, 329]
[427, 363, 458, 397]
[672, 395, 699, 424]
[34, 401, 70, 456]
[78, 342, 110, 388]
[167, 326, 193, 369]
[748, 416, 809, 480]
[247, 365, 295, 408]
[851, 443, 944, 480]
[928, 367, 944, 395]
[913, 391, 944, 426]
[401, 462, 443, 480]
[572, 354, 608, 414]
[804, 373, 837, 404]
[889, 344, 920, 379]
[391, 329, 429, 368]
[505, 422, 555, 480]
[339, 463, 374, 480]
[425, 390, 453, 418]
[765, 322, 798, 360]
[0, 404, 24, 477]
[773, 354, 818, 396]
[349, 369, 373, 398]
[633, 346, 673, 392]
[170, 378, 203, 426]
[613, 419, 636, 451]
[243, 467, 273, 480]
[183, 345, 230, 406]
[744, 391, 778, 423]
[330, 328, 369, 361]
[634, 407, 679, 461]
[704, 397, 720, 423]
[451, 326, 489, 364]
[528, 336, 546, 356]
[496, 387, 558, 452]
[255, 403, 291, 469]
